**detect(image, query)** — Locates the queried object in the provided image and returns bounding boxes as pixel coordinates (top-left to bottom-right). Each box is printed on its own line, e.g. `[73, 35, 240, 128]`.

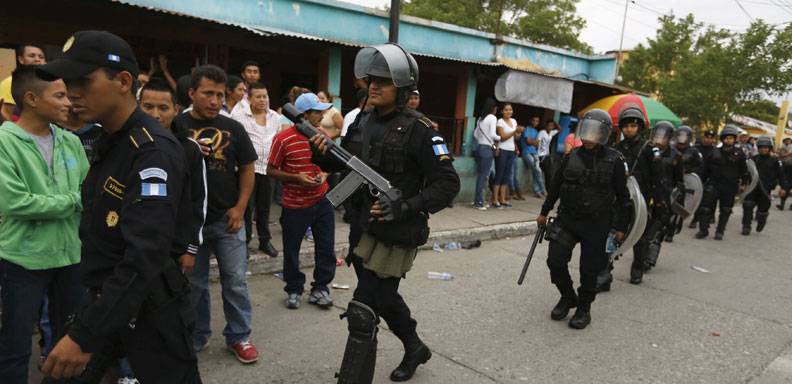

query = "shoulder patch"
[431, 136, 445, 143]
[139, 167, 168, 181]
[141, 182, 167, 197]
[417, 116, 433, 129]
[129, 127, 155, 149]
[433, 143, 450, 156]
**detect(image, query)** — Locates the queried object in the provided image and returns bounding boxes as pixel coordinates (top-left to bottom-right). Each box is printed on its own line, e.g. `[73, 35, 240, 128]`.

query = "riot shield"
[738, 159, 759, 200]
[681, 172, 704, 219]
[611, 176, 648, 258]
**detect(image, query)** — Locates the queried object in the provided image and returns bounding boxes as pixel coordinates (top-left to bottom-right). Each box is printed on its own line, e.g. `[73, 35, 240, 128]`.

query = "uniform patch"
[107, 54, 120, 62]
[139, 167, 168, 181]
[106, 211, 119, 228]
[103, 177, 125, 200]
[141, 183, 167, 197]
[439, 155, 451, 161]
[433, 144, 449, 156]
[431, 136, 444, 143]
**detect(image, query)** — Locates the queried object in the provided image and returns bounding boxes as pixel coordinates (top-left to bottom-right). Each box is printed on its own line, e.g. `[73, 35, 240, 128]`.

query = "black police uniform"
[778, 156, 792, 210]
[665, 144, 702, 242]
[689, 140, 716, 227]
[742, 153, 787, 234]
[541, 145, 630, 319]
[69, 109, 201, 383]
[325, 107, 459, 383]
[632, 145, 683, 275]
[698, 145, 748, 238]
[172, 128, 207, 258]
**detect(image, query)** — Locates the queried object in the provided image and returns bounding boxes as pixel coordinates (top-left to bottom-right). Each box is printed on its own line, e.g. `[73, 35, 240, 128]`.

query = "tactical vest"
[681, 147, 701, 173]
[559, 148, 618, 218]
[754, 154, 782, 191]
[709, 146, 744, 183]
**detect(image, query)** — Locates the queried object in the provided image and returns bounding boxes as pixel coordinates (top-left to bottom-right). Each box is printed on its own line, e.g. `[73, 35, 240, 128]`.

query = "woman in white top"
[317, 90, 344, 139]
[493, 103, 523, 207]
[472, 98, 500, 209]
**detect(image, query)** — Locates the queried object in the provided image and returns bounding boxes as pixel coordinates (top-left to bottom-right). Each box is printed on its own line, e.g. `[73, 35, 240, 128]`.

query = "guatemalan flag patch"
[433, 143, 449, 156]
[141, 183, 167, 197]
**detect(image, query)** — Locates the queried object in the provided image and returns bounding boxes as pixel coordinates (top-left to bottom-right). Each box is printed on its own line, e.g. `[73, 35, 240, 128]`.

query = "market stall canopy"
[579, 93, 681, 128]
[495, 70, 574, 113]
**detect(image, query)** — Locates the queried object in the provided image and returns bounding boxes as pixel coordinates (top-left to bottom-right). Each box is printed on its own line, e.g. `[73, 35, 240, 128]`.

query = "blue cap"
[295, 93, 333, 114]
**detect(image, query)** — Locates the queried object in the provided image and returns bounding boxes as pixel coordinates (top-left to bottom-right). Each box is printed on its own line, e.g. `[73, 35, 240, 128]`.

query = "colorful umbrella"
[579, 94, 682, 129]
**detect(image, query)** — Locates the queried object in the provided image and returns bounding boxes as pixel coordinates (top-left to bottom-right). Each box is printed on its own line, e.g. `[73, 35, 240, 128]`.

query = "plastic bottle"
[427, 272, 454, 280]
[445, 242, 461, 250]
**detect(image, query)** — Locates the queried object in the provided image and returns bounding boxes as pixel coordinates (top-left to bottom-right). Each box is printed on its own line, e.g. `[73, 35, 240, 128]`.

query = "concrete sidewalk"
[235, 197, 545, 276]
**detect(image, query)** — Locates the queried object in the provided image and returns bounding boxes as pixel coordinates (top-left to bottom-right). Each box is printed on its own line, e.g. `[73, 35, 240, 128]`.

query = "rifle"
[281, 103, 403, 218]
[517, 222, 547, 285]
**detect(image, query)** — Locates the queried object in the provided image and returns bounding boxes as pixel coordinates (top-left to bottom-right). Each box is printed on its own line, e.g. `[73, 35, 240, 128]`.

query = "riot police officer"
[630, 121, 683, 284]
[696, 125, 749, 240]
[312, 44, 460, 383]
[742, 137, 787, 235]
[536, 109, 630, 330]
[37, 31, 200, 382]
[665, 125, 702, 242]
[689, 129, 718, 229]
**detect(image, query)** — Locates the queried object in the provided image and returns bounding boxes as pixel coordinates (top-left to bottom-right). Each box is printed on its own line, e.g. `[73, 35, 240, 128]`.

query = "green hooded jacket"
[0, 121, 89, 270]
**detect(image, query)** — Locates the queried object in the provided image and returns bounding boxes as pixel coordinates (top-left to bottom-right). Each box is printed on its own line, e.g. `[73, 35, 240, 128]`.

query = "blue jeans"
[509, 158, 519, 193]
[281, 198, 336, 294]
[189, 220, 252, 348]
[0, 260, 82, 384]
[494, 149, 515, 185]
[474, 144, 495, 204]
[522, 153, 546, 194]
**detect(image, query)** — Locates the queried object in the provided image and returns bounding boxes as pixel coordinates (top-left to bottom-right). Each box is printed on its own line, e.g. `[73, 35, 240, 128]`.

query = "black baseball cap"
[703, 129, 716, 137]
[37, 30, 139, 80]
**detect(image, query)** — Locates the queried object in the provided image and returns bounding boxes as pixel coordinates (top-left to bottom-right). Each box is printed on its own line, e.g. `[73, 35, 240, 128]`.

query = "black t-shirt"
[174, 112, 257, 224]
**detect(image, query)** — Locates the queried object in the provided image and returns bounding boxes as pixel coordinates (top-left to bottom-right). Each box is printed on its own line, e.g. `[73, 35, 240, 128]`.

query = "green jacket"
[0, 121, 89, 270]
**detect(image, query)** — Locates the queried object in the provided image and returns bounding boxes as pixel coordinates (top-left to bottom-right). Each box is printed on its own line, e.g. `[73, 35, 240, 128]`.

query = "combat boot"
[714, 232, 724, 240]
[568, 291, 593, 329]
[390, 334, 432, 382]
[550, 296, 578, 320]
[741, 227, 750, 236]
[630, 254, 644, 284]
[595, 263, 614, 293]
[756, 211, 769, 232]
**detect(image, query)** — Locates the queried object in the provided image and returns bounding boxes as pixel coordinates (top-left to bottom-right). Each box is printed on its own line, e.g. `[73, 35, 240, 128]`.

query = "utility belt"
[368, 212, 430, 248]
[88, 263, 190, 315]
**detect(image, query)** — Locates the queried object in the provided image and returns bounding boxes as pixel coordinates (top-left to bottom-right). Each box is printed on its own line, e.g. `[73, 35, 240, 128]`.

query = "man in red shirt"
[267, 92, 336, 309]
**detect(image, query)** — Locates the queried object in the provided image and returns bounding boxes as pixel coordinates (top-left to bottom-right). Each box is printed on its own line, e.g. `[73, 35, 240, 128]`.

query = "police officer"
[536, 109, 630, 330]
[594, 107, 648, 292]
[665, 125, 702, 242]
[742, 137, 787, 235]
[312, 44, 460, 383]
[37, 31, 200, 382]
[696, 125, 749, 240]
[689, 129, 718, 229]
[630, 121, 683, 284]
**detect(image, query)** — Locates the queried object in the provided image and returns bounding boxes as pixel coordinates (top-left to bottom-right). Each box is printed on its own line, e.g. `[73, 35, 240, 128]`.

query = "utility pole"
[389, 0, 400, 43]
[614, 0, 629, 81]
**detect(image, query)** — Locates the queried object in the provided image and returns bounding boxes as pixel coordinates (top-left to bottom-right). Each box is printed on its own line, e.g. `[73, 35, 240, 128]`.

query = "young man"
[231, 82, 280, 257]
[241, 60, 261, 87]
[267, 92, 335, 309]
[38, 30, 199, 382]
[405, 90, 439, 131]
[665, 125, 702, 243]
[0, 66, 89, 384]
[0, 44, 47, 121]
[174, 65, 259, 364]
[742, 137, 787, 235]
[140, 78, 207, 272]
[520, 116, 545, 198]
[689, 129, 718, 228]
[696, 125, 749, 240]
[537, 109, 630, 330]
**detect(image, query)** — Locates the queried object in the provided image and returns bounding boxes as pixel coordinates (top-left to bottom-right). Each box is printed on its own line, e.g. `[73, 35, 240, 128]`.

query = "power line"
[768, 0, 792, 16]
[734, 0, 757, 20]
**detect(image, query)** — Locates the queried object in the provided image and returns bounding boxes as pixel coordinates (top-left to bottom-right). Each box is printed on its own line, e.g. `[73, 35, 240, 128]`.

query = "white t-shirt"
[537, 130, 557, 157]
[496, 118, 518, 151]
[341, 107, 361, 137]
[474, 114, 499, 146]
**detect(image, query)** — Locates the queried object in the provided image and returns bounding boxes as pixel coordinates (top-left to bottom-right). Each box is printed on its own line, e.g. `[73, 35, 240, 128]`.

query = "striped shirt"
[268, 126, 328, 209]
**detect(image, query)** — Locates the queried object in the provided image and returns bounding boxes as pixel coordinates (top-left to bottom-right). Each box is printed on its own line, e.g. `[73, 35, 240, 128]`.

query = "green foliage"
[401, 0, 592, 54]
[620, 15, 792, 128]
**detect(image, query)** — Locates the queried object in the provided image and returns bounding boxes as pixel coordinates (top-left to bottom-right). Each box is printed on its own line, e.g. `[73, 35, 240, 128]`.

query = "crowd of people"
[0, 30, 789, 384]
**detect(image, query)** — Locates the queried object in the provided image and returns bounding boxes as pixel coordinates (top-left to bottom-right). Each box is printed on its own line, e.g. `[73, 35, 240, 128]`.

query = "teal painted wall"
[328, 46, 342, 109]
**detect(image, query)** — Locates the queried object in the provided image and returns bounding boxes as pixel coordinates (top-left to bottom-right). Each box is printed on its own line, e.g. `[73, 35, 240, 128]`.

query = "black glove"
[378, 196, 410, 222]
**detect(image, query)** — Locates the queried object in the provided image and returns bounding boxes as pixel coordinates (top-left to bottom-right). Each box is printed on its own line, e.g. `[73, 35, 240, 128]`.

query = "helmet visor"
[650, 127, 672, 146]
[578, 119, 609, 146]
[675, 130, 691, 145]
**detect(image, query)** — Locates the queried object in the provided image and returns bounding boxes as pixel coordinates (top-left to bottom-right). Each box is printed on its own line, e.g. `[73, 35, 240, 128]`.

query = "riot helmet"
[674, 125, 693, 147]
[720, 124, 740, 140]
[618, 106, 646, 130]
[756, 136, 773, 148]
[650, 121, 675, 147]
[578, 109, 612, 146]
[354, 43, 419, 90]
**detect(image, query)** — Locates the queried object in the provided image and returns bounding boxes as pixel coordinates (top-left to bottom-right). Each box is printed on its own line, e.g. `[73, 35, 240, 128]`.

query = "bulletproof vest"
[615, 137, 644, 173]
[709, 146, 745, 183]
[754, 154, 782, 191]
[653, 146, 680, 195]
[559, 147, 618, 218]
[681, 147, 702, 173]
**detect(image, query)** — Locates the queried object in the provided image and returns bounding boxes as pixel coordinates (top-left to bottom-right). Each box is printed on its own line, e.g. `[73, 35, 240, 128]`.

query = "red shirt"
[268, 126, 328, 209]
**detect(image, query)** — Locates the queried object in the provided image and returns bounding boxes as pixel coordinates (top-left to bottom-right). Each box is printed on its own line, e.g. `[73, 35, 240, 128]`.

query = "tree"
[401, 0, 592, 54]
[734, 99, 780, 123]
[620, 15, 792, 127]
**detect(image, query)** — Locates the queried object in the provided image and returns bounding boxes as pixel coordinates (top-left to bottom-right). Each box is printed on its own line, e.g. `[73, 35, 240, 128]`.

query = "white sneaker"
[118, 378, 140, 384]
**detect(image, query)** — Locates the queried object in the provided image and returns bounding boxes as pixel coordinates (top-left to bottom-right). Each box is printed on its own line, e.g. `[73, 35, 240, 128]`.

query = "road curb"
[210, 220, 538, 277]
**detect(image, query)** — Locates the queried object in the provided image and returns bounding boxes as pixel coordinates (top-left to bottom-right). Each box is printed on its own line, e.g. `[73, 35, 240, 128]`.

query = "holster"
[545, 219, 577, 250]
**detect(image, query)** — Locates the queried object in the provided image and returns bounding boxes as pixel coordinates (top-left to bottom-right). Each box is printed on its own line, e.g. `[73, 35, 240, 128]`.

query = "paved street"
[193, 205, 792, 383]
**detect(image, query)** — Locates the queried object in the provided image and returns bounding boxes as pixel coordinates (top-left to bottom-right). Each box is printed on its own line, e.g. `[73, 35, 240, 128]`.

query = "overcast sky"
[346, 0, 792, 105]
